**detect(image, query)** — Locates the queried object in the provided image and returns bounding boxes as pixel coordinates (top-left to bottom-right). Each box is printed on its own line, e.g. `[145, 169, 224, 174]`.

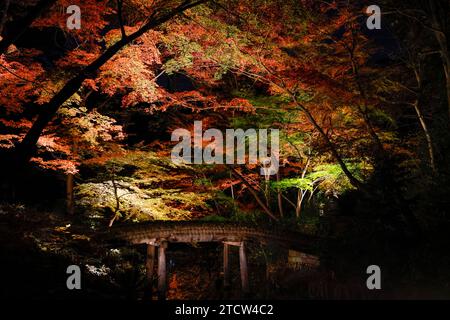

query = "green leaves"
[271, 161, 370, 196]
[162, 36, 202, 74]
[271, 177, 314, 191]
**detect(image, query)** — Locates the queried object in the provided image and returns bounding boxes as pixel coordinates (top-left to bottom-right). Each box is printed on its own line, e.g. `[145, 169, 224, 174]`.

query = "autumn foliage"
[0, 0, 449, 223]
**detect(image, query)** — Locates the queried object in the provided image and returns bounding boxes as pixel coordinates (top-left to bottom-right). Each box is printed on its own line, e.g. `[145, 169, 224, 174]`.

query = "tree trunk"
[412, 67, 437, 173]
[108, 177, 120, 227]
[276, 172, 283, 218]
[13, 0, 207, 164]
[296, 157, 310, 218]
[428, 0, 450, 120]
[414, 101, 437, 173]
[0, 0, 10, 36]
[229, 166, 278, 221]
[348, 46, 385, 154]
[66, 173, 74, 215]
[295, 190, 305, 218]
[293, 98, 364, 190]
[434, 41, 450, 121]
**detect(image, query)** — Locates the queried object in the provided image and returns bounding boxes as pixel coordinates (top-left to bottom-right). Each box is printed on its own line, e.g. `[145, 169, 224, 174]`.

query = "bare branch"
[117, 0, 127, 39]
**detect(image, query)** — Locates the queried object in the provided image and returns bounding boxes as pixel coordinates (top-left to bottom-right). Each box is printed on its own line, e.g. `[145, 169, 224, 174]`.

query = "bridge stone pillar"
[223, 243, 230, 288]
[157, 241, 168, 300]
[239, 242, 249, 294]
[145, 244, 156, 299]
[223, 241, 249, 295]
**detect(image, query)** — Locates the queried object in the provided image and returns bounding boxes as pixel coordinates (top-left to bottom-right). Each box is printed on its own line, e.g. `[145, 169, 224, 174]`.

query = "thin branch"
[117, 0, 127, 39]
[0, 63, 55, 95]
[229, 166, 278, 221]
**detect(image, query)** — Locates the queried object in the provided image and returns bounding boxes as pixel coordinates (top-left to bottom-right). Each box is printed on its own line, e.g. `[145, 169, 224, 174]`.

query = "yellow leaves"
[71, 234, 91, 241]
[268, 83, 287, 96]
[60, 109, 125, 148]
[54, 225, 90, 243]
[31, 158, 79, 174]
[55, 224, 71, 233]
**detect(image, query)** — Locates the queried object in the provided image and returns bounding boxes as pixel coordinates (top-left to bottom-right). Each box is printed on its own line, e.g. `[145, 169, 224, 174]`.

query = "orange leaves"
[103, 26, 139, 47]
[32, 0, 111, 44]
[224, 98, 255, 113]
[37, 134, 72, 155]
[0, 134, 21, 149]
[0, 119, 33, 129]
[82, 79, 98, 91]
[30, 157, 79, 174]
[0, 52, 45, 113]
[159, 90, 217, 112]
[95, 29, 162, 107]
[56, 49, 99, 69]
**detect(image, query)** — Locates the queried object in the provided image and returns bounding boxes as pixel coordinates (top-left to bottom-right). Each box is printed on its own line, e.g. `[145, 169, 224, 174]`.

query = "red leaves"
[158, 90, 216, 112]
[32, 0, 111, 44]
[30, 157, 79, 174]
[224, 98, 255, 113]
[82, 79, 98, 91]
[37, 134, 72, 154]
[0, 0, 384, 178]
[56, 50, 99, 69]
[0, 53, 45, 113]
[95, 29, 162, 107]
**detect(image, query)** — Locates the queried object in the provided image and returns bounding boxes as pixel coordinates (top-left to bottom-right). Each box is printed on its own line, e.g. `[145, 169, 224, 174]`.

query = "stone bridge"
[101, 221, 319, 299]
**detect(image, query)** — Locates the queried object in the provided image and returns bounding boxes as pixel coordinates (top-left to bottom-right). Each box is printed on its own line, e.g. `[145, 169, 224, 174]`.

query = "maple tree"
[0, 0, 58, 55]
[0, 0, 208, 169]
[0, 0, 448, 223]
[158, 1, 387, 189]
[1, 0, 450, 301]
